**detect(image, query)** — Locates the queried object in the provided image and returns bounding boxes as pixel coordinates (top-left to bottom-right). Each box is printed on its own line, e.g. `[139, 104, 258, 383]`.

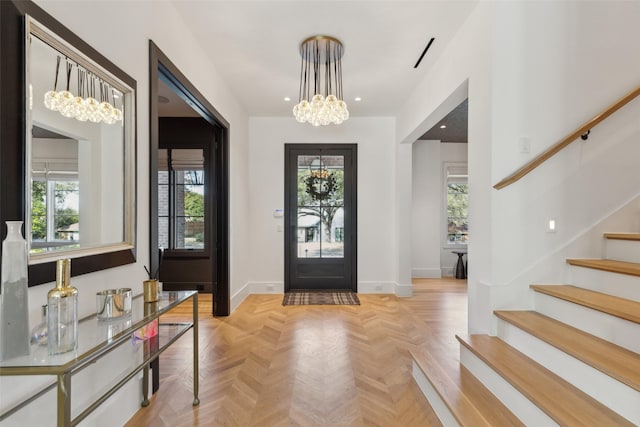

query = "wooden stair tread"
[411, 348, 524, 426]
[566, 258, 640, 277]
[530, 284, 640, 323]
[494, 310, 640, 391]
[604, 233, 640, 241]
[456, 334, 635, 427]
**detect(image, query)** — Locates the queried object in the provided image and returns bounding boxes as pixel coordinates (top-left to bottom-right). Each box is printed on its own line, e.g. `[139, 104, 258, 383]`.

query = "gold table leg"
[57, 373, 71, 427]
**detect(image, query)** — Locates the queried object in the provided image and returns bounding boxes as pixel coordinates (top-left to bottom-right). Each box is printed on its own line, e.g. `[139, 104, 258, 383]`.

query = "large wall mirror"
[0, 1, 136, 285]
[26, 16, 136, 266]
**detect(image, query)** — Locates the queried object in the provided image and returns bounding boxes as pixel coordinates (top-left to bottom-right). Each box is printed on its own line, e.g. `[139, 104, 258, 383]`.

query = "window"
[158, 149, 206, 251]
[444, 163, 468, 246]
[31, 178, 80, 248]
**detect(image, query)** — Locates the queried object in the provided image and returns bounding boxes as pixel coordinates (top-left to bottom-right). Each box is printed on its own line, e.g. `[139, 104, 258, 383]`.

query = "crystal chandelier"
[293, 35, 349, 126]
[44, 57, 123, 125]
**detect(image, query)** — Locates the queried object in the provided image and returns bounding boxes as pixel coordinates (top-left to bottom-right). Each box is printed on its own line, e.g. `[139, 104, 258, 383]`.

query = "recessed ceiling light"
[440, 125, 447, 129]
[284, 97, 291, 102]
[354, 97, 362, 102]
[158, 95, 170, 104]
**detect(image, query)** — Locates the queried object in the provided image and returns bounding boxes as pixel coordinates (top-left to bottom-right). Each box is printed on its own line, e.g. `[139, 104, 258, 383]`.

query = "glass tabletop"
[0, 290, 196, 371]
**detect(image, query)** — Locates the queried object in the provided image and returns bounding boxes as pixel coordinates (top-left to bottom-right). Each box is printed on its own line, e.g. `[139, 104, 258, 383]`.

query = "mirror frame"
[0, 0, 137, 285]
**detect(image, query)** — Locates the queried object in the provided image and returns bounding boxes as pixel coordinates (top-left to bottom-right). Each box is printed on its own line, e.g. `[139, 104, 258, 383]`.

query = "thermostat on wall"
[274, 209, 284, 218]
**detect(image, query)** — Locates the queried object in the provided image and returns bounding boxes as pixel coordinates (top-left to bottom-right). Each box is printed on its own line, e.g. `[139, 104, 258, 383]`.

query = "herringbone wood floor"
[125, 278, 467, 426]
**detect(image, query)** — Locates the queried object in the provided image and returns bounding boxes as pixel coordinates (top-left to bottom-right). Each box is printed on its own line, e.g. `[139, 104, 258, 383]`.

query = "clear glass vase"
[1, 221, 30, 361]
[47, 259, 78, 355]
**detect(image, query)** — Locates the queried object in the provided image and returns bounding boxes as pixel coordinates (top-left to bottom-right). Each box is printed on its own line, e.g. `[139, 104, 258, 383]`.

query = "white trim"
[412, 361, 461, 427]
[497, 318, 640, 424]
[412, 268, 442, 278]
[358, 281, 396, 294]
[460, 346, 558, 426]
[395, 282, 413, 297]
[230, 281, 250, 312]
[248, 281, 284, 294]
[441, 267, 454, 277]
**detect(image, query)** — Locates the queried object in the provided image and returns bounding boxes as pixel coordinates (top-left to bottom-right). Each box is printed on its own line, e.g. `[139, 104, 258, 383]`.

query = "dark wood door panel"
[285, 144, 357, 292]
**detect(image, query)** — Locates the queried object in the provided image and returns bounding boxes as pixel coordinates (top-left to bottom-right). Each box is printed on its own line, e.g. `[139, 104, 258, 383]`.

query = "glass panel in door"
[296, 154, 344, 258]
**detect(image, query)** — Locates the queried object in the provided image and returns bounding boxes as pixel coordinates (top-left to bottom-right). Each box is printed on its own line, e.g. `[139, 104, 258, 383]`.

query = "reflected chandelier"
[293, 35, 349, 126]
[44, 56, 123, 125]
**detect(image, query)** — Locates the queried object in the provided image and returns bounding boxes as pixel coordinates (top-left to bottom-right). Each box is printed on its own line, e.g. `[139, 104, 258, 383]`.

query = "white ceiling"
[170, 1, 478, 117]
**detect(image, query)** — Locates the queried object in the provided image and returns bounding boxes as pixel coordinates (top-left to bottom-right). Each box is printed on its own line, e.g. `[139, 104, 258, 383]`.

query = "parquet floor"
[125, 278, 467, 427]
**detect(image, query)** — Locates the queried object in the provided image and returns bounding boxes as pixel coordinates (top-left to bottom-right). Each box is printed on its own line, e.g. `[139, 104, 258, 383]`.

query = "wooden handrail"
[494, 85, 640, 190]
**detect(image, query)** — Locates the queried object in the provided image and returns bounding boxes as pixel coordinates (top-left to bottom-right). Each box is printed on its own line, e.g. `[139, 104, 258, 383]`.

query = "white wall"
[411, 140, 441, 278]
[411, 141, 468, 278]
[1, 1, 251, 426]
[397, 2, 493, 333]
[246, 117, 398, 296]
[488, 1, 640, 313]
[398, 0, 640, 335]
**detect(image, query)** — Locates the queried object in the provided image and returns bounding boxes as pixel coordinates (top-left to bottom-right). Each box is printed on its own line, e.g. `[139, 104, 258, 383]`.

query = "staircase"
[412, 232, 640, 426]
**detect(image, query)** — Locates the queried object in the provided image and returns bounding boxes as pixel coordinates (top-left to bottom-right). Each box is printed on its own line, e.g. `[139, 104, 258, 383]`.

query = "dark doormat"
[282, 290, 360, 306]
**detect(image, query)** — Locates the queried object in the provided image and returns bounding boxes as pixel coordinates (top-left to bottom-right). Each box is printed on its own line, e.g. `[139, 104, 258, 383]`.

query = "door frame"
[149, 41, 230, 316]
[284, 143, 358, 292]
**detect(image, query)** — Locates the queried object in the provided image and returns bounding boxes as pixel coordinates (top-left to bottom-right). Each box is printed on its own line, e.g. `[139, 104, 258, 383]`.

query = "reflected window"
[30, 133, 80, 252]
[31, 179, 80, 248]
[158, 149, 205, 250]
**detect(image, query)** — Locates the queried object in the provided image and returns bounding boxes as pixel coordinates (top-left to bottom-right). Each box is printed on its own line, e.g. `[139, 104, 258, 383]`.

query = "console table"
[0, 290, 199, 427]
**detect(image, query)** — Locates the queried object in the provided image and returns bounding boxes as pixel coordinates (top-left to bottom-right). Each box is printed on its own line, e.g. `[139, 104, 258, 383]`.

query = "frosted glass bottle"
[0, 221, 30, 361]
[47, 259, 78, 355]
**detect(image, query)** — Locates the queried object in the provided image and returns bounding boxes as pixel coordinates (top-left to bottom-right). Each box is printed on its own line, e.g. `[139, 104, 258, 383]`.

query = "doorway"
[149, 41, 230, 316]
[284, 144, 357, 291]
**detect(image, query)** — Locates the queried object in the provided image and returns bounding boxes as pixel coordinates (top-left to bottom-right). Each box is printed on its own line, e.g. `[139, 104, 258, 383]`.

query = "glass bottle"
[1, 221, 30, 361]
[30, 305, 48, 346]
[47, 259, 78, 355]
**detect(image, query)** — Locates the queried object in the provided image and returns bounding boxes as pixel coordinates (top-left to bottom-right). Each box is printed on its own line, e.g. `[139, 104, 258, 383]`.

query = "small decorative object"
[143, 280, 159, 303]
[30, 305, 49, 346]
[143, 247, 163, 303]
[1, 221, 30, 360]
[47, 259, 78, 355]
[96, 288, 132, 320]
[305, 169, 337, 201]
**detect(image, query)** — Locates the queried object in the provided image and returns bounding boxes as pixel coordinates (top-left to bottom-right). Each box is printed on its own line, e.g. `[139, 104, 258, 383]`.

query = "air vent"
[414, 38, 435, 69]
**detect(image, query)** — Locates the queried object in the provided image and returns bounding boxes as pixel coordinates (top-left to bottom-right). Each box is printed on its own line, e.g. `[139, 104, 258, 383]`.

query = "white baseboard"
[441, 267, 454, 277]
[230, 281, 251, 312]
[249, 281, 284, 294]
[395, 282, 413, 297]
[412, 268, 442, 278]
[358, 281, 396, 294]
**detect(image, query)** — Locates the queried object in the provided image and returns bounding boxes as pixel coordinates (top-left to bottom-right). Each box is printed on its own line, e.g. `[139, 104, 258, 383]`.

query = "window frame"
[442, 162, 468, 249]
[30, 176, 80, 247]
[158, 146, 210, 257]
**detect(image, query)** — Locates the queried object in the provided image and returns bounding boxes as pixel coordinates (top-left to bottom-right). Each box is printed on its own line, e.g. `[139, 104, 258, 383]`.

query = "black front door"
[285, 144, 357, 291]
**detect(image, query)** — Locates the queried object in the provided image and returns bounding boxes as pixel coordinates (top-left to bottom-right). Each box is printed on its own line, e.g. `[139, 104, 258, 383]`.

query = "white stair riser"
[533, 292, 639, 353]
[497, 318, 640, 425]
[606, 239, 640, 263]
[411, 361, 461, 427]
[460, 346, 558, 426]
[567, 266, 640, 302]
